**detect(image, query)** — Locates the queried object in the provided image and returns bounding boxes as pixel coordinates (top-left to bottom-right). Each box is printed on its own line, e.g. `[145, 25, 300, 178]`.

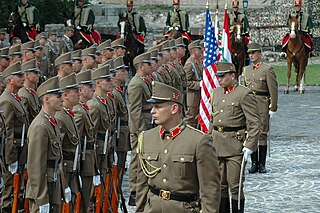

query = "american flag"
[199, 8, 220, 133]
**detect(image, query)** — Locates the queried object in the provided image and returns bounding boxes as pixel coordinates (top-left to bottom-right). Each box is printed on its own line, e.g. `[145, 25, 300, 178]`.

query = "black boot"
[219, 198, 230, 213]
[248, 151, 259, 174]
[231, 199, 244, 213]
[259, 145, 267, 173]
[128, 191, 136, 206]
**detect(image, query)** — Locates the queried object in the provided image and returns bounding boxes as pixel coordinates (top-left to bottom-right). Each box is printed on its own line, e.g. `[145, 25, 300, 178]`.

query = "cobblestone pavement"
[121, 86, 320, 213]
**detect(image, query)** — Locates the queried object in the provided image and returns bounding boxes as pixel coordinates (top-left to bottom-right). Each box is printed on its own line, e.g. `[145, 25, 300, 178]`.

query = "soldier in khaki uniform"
[59, 26, 75, 55]
[0, 29, 7, 48]
[0, 62, 29, 211]
[18, 59, 41, 122]
[9, 44, 22, 65]
[81, 47, 97, 72]
[26, 76, 65, 213]
[127, 52, 153, 206]
[71, 50, 83, 74]
[56, 52, 74, 78]
[56, 73, 81, 210]
[157, 41, 174, 86]
[147, 47, 164, 83]
[0, 109, 6, 210]
[74, 70, 98, 212]
[184, 40, 203, 128]
[166, 0, 190, 33]
[0, 47, 10, 73]
[111, 38, 127, 59]
[136, 81, 221, 213]
[210, 62, 260, 213]
[97, 39, 114, 63]
[112, 57, 130, 188]
[34, 40, 48, 84]
[166, 40, 183, 92]
[243, 43, 278, 174]
[21, 41, 36, 63]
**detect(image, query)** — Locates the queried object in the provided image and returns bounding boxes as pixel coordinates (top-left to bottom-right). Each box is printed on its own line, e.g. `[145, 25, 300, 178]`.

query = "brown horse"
[230, 19, 247, 78]
[7, 11, 31, 44]
[284, 15, 310, 94]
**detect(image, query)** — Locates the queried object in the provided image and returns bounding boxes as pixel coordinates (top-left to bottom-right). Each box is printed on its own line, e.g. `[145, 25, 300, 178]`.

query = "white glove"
[168, 26, 173, 31]
[87, 25, 93, 31]
[199, 80, 203, 88]
[8, 161, 18, 174]
[93, 175, 101, 186]
[76, 26, 81, 30]
[64, 187, 71, 203]
[23, 23, 27, 27]
[140, 32, 145, 38]
[242, 147, 253, 161]
[269, 111, 276, 118]
[36, 23, 41, 31]
[39, 203, 50, 213]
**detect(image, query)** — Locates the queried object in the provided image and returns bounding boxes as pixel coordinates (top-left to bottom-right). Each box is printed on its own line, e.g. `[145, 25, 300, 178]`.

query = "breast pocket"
[172, 154, 194, 179]
[230, 101, 241, 115]
[142, 152, 160, 173]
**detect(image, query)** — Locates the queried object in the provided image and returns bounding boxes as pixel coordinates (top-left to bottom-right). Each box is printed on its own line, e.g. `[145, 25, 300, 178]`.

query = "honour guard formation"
[0, 0, 318, 212]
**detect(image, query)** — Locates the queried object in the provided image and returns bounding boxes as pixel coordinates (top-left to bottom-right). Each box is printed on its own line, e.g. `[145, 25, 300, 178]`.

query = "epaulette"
[186, 124, 205, 135]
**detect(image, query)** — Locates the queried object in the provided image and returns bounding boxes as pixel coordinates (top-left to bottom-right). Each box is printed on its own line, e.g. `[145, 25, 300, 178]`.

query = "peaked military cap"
[127, 0, 133, 5]
[168, 39, 176, 49]
[294, 0, 302, 6]
[0, 28, 6, 34]
[147, 81, 182, 105]
[172, 0, 180, 5]
[34, 40, 44, 50]
[148, 49, 159, 60]
[92, 64, 112, 80]
[21, 41, 35, 52]
[133, 52, 151, 66]
[60, 73, 81, 90]
[247, 43, 262, 53]
[55, 52, 73, 67]
[82, 47, 96, 58]
[22, 59, 40, 73]
[188, 40, 202, 51]
[97, 39, 113, 51]
[232, 0, 240, 8]
[2, 62, 24, 79]
[161, 41, 170, 51]
[0, 47, 10, 59]
[154, 44, 163, 56]
[35, 32, 47, 40]
[9, 44, 22, 56]
[37, 76, 63, 97]
[111, 38, 126, 49]
[175, 37, 186, 47]
[71, 50, 82, 61]
[76, 70, 94, 85]
[114, 56, 128, 70]
[48, 30, 57, 35]
[215, 62, 236, 77]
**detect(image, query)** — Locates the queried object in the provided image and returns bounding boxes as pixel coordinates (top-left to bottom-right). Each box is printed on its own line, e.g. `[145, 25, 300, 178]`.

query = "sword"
[21, 123, 26, 147]
[238, 155, 246, 210]
[268, 117, 271, 157]
[82, 136, 87, 161]
[103, 130, 109, 155]
[73, 144, 80, 172]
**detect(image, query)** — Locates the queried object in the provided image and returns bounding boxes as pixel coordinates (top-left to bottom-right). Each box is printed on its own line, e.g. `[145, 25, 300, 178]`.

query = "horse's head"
[233, 19, 244, 42]
[288, 14, 299, 39]
[7, 11, 20, 32]
[118, 15, 132, 40]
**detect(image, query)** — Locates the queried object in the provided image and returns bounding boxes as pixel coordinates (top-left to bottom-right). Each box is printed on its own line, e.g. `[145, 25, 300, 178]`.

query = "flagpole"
[206, 0, 209, 9]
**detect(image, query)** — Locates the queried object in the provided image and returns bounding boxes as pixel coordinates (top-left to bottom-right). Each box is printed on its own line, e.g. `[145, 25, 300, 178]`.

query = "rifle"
[49, 159, 59, 212]
[82, 136, 87, 161]
[12, 123, 25, 213]
[238, 156, 246, 210]
[111, 153, 119, 213]
[103, 132, 113, 213]
[24, 170, 30, 213]
[74, 144, 81, 213]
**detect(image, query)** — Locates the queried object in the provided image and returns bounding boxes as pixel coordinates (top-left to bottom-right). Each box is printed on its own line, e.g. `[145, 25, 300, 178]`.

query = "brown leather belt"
[150, 186, 199, 202]
[213, 125, 246, 133]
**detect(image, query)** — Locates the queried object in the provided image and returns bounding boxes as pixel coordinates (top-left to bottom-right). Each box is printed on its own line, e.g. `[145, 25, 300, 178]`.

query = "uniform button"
[251, 85, 254, 88]
[232, 102, 235, 105]
[180, 157, 185, 162]
[220, 109, 223, 112]
[222, 100, 225, 102]
[253, 73, 255, 76]
[218, 119, 221, 122]
[225, 91, 229, 94]
[163, 164, 167, 168]
[164, 149, 168, 154]
[147, 156, 151, 160]
[166, 136, 170, 140]
[163, 178, 167, 183]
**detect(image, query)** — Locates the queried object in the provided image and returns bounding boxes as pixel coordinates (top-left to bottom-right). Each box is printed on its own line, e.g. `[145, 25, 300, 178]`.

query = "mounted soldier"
[280, 0, 313, 58]
[229, 0, 249, 44]
[165, 0, 191, 42]
[17, 0, 42, 40]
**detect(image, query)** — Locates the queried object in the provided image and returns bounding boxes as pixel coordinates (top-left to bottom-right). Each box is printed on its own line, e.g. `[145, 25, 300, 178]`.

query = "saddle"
[282, 32, 312, 49]
[79, 29, 101, 45]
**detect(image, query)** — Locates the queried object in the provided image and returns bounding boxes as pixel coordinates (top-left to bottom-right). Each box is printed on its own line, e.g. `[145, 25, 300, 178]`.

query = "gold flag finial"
[206, 0, 209, 9]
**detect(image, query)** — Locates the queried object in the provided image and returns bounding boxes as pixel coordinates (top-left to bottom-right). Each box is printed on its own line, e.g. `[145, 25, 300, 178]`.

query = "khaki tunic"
[136, 124, 221, 213]
[210, 84, 260, 200]
[157, 65, 173, 86]
[56, 108, 80, 201]
[59, 35, 74, 55]
[243, 62, 278, 145]
[167, 62, 183, 93]
[18, 85, 40, 123]
[184, 57, 203, 127]
[26, 111, 64, 206]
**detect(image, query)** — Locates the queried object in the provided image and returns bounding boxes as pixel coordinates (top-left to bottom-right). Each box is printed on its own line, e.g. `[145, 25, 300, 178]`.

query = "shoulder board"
[260, 62, 271, 69]
[186, 125, 205, 135]
[238, 84, 252, 92]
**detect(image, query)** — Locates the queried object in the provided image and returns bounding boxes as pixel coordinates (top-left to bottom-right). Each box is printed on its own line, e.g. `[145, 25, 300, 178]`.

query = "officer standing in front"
[127, 52, 153, 206]
[210, 62, 260, 213]
[243, 43, 278, 174]
[26, 76, 65, 213]
[0, 62, 29, 212]
[136, 81, 221, 213]
[184, 40, 203, 128]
